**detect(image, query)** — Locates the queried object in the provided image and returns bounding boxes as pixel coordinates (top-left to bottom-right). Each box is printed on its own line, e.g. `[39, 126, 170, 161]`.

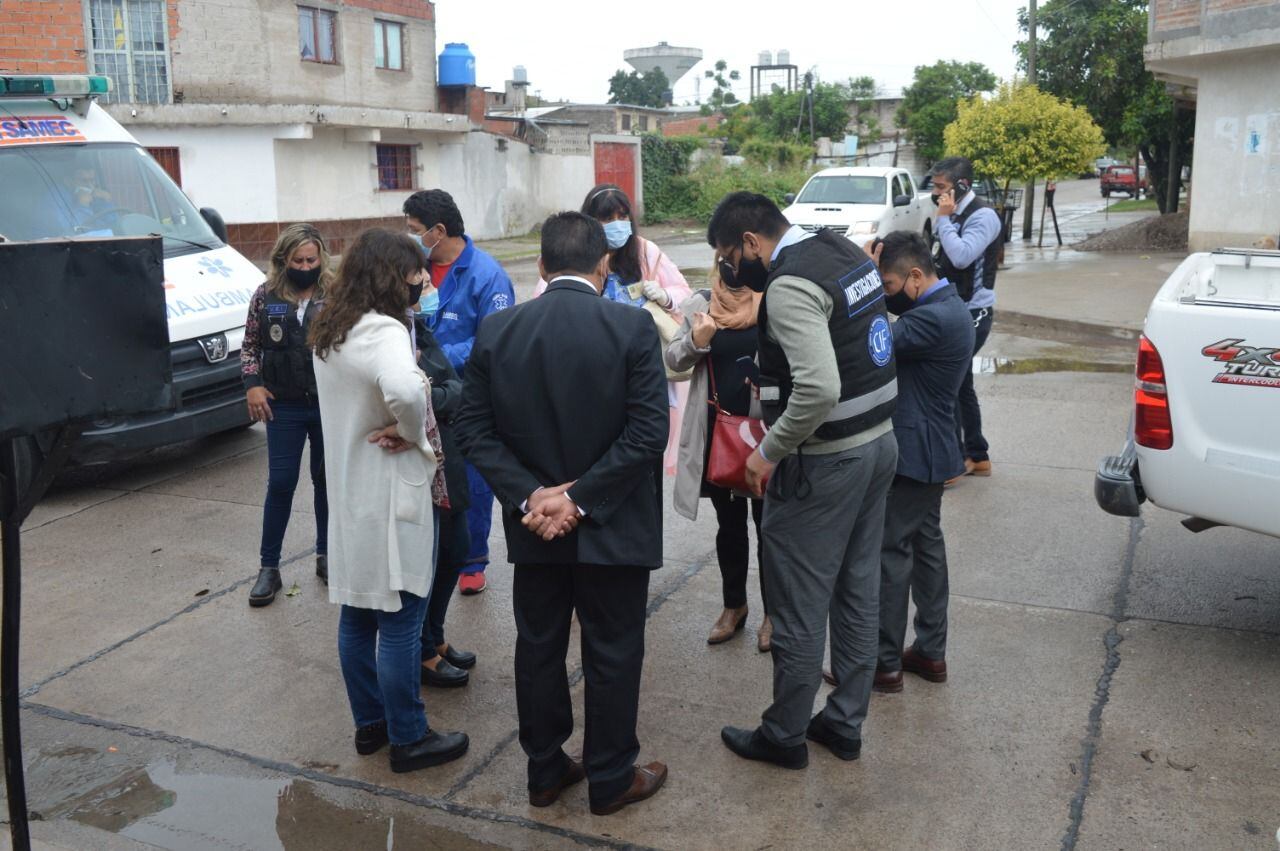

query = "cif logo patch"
[868, 315, 892, 367]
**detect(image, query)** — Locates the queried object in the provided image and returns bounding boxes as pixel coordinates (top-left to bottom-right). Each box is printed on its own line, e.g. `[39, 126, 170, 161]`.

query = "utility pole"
[1021, 0, 1038, 240]
[806, 71, 815, 144]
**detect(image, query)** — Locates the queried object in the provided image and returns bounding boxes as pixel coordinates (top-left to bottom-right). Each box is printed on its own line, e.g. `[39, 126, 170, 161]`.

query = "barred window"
[86, 0, 170, 104]
[374, 20, 403, 70]
[375, 144, 415, 191]
[147, 146, 181, 187]
[298, 6, 337, 64]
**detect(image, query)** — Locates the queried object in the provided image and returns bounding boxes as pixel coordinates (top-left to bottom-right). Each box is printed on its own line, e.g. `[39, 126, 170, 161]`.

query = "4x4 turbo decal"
[1202, 339, 1280, 387]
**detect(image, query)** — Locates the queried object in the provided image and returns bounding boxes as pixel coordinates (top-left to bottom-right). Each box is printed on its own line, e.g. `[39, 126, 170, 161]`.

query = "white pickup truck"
[1096, 248, 1280, 538]
[782, 166, 932, 243]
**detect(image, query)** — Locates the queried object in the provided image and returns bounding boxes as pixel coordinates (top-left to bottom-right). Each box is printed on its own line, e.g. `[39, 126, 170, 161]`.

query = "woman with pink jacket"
[534, 184, 691, 472]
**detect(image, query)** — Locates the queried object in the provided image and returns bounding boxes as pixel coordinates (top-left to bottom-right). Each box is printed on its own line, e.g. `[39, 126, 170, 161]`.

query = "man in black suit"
[456, 211, 670, 816]
[868, 231, 975, 692]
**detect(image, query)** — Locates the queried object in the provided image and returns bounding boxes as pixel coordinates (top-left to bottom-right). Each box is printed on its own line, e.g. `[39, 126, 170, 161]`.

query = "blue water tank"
[438, 43, 476, 87]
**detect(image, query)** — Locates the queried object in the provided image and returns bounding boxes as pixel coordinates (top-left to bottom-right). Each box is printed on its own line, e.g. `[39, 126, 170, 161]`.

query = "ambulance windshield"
[0, 142, 221, 254]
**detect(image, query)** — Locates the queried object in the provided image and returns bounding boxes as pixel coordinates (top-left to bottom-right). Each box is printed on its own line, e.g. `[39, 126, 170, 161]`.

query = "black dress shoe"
[720, 726, 808, 769]
[806, 714, 862, 761]
[355, 721, 388, 755]
[316, 555, 328, 585]
[421, 658, 469, 688]
[248, 567, 282, 607]
[442, 645, 476, 670]
[389, 729, 469, 773]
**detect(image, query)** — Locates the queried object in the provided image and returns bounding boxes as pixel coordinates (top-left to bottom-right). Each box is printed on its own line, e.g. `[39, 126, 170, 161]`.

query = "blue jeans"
[461, 461, 493, 575]
[955, 308, 993, 462]
[339, 589, 430, 745]
[422, 508, 470, 652]
[260, 399, 327, 567]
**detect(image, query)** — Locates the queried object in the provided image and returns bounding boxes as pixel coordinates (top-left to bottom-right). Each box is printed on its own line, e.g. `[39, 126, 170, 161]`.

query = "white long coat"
[313, 312, 437, 612]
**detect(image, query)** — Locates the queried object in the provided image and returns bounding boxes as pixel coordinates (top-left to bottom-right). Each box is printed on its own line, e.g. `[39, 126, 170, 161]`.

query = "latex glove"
[642, 280, 671, 308]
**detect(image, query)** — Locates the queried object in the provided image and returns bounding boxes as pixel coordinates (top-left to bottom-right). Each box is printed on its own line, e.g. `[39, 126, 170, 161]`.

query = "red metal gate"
[593, 142, 638, 202]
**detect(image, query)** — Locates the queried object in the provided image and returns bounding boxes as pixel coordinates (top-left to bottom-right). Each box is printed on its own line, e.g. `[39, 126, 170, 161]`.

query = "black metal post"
[0, 438, 31, 851]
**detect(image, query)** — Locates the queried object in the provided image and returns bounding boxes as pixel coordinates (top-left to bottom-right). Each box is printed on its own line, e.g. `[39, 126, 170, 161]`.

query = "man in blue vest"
[930, 157, 1001, 480]
[710, 192, 899, 770]
[405, 189, 516, 595]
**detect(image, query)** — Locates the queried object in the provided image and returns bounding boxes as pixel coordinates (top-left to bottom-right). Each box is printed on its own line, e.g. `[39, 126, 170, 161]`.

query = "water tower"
[623, 41, 703, 90]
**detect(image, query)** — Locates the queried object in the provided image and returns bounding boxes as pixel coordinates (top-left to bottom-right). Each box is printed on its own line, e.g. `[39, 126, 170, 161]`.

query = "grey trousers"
[877, 475, 949, 669]
[759, 432, 898, 747]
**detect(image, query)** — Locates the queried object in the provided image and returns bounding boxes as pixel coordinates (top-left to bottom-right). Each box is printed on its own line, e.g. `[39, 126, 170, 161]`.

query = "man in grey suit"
[867, 231, 975, 692]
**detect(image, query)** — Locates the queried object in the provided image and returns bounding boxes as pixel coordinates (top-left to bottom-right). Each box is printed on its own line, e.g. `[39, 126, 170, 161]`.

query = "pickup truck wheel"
[1102, 189, 1110, 198]
[3, 436, 42, 510]
[922, 221, 932, 245]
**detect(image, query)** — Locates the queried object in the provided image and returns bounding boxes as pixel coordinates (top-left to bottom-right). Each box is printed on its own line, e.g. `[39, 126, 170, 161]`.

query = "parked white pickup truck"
[782, 166, 931, 243]
[1096, 248, 1280, 538]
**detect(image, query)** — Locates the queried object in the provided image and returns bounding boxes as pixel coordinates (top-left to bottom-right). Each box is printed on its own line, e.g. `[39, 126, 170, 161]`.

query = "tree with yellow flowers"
[944, 83, 1106, 198]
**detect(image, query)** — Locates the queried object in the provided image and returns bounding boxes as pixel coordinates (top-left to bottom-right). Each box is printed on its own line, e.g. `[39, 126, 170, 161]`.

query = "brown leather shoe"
[967, 458, 992, 477]
[872, 668, 903, 694]
[902, 646, 947, 683]
[757, 616, 773, 653]
[707, 606, 748, 645]
[528, 756, 585, 807]
[589, 762, 668, 816]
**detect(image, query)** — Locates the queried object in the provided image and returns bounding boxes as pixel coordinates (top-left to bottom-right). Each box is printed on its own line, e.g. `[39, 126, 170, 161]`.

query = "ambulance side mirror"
[199, 208, 228, 245]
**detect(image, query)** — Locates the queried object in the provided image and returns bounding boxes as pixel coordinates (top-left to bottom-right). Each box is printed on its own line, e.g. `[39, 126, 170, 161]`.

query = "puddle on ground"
[975, 355, 1132, 375]
[32, 749, 501, 850]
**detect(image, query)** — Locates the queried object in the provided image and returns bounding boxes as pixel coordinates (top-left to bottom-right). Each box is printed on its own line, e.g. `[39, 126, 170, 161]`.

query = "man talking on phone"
[930, 157, 1002, 480]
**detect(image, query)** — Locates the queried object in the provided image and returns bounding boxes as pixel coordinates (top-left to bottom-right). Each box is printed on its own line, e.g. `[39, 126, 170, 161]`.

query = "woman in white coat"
[309, 228, 468, 773]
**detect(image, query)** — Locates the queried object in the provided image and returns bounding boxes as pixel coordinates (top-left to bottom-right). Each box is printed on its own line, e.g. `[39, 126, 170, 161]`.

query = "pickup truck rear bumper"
[1095, 442, 1145, 517]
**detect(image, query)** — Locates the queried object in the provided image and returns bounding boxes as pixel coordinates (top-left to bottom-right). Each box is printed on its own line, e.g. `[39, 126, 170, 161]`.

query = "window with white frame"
[374, 20, 403, 70]
[85, 0, 170, 104]
[298, 6, 337, 64]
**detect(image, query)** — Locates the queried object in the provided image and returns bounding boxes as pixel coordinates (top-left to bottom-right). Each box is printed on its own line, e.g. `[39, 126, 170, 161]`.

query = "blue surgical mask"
[417, 232, 437, 260]
[602, 219, 632, 250]
[418, 288, 440, 316]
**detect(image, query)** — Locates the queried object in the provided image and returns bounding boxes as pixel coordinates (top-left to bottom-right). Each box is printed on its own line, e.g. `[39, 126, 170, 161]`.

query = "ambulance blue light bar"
[0, 75, 112, 98]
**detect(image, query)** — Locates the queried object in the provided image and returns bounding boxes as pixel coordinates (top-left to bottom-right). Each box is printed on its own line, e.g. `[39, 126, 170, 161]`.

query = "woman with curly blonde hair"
[241, 223, 334, 607]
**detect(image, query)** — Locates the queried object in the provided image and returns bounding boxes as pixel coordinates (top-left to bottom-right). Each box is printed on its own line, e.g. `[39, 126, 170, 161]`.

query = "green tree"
[753, 80, 858, 141]
[1015, 0, 1193, 212]
[607, 67, 670, 108]
[847, 76, 881, 141]
[945, 83, 1106, 195]
[700, 59, 741, 115]
[897, 61, 999, 164]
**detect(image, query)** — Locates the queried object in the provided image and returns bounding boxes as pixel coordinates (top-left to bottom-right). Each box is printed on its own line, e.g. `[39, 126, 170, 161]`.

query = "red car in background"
[1101, 164, 1142, 198]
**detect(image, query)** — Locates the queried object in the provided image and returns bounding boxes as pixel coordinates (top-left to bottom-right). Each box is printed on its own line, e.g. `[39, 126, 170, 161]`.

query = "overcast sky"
[435, 0, 1031, 105]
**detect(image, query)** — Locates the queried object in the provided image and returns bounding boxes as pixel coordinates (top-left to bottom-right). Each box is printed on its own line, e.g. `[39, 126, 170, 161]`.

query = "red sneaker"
[458, 573, 487, 595]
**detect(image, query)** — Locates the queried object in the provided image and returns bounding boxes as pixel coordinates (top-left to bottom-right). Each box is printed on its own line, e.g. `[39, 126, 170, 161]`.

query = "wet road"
[8, 186, 1280, 850]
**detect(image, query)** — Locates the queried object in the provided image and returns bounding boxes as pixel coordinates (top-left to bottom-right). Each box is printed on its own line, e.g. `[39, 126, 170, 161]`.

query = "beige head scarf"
[707, 256, 761, 330]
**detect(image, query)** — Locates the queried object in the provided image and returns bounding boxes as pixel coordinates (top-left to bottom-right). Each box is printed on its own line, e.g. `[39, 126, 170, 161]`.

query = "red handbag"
[704, 364, 768, 494]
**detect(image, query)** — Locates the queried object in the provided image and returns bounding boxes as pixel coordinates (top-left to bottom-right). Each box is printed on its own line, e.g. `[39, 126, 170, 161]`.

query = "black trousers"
[420, 508, 470, 653]
[956, 307, 993, 462]
[707, 485, 766, 611]
[513, 563, 650, 807]
[877, 476, 949, 668]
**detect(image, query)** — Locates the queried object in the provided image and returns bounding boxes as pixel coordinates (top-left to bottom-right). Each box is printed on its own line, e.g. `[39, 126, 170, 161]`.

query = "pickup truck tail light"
[1134, 335, 1173, 450]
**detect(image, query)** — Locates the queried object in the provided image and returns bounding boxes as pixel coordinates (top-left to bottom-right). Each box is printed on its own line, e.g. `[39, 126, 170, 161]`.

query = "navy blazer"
[889, 281, 976, 483]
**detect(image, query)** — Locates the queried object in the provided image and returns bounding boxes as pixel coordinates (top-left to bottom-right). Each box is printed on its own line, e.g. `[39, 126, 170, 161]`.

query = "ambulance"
[0, 75, 259, 474]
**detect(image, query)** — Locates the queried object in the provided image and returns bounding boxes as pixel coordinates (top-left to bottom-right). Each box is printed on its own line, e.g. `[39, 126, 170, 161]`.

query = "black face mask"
[930, 193, 941, 207]
[720, 254, 770, 294]
[407, 282, 424, 307]
[885, 289, 914, 316]
[286, 266, 322, 288]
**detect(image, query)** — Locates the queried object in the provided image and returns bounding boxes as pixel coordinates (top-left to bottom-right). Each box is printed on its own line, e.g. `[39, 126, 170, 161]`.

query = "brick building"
[0, 0, 591, 260]
[1146, 0, 1280, 249]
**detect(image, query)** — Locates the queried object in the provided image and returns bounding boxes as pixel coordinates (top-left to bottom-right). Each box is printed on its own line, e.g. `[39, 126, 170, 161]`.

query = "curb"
[995, 309, 1141, 343]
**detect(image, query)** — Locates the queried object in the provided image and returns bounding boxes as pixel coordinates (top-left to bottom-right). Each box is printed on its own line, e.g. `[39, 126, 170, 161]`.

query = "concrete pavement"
[6, 180, 1280, 849]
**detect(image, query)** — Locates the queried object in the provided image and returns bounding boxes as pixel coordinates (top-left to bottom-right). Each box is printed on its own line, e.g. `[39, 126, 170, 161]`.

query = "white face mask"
[602, 219, 632, 250]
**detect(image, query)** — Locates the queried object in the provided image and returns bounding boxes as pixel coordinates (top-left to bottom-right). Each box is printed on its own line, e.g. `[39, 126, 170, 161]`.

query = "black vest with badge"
[757, 229, 897, 442]
[934, 195, 1001, 302]
[259, 290, 322, 401]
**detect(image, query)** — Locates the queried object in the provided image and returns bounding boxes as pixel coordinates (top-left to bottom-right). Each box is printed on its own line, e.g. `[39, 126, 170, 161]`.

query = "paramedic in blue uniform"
[404, 189, 516, 596]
